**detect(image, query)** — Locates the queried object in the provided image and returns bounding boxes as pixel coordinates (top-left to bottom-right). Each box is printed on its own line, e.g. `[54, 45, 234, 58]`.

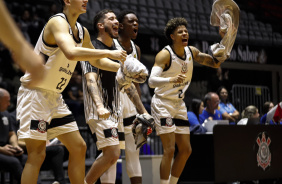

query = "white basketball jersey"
[114, 39, 138, 118]
[20, 13, 84, 93]
[154, 45, 193, 100]
[113, 39, 138, 59]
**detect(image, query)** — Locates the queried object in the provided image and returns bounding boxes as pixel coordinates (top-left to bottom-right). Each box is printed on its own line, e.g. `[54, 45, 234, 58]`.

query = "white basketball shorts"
[151, 95, 190, 135]
[17, 85, 78, 141]
[87, 119, 125, 150]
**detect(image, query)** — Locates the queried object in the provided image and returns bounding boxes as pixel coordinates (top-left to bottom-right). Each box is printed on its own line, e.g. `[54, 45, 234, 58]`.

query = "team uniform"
[113, 39, 138, 133]
[17, 13, 83, 141]
[81, 39, 124, 150]
[113, 38, 142, 178]
[81, 39, 125, 183]
[151, 45, 193, 135]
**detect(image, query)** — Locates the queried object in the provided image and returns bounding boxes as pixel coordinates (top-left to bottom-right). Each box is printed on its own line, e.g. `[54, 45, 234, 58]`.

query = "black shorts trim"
[104, 128, 119, 139]
[30, 120, 49, 133]
[123, 115, 136, 127]
[160, 118, 175, 127]
[49, 114, 76, 129]
[118, 132, 125, 141]
[160, 118, 190, 127]
[174, 119, 190, 127]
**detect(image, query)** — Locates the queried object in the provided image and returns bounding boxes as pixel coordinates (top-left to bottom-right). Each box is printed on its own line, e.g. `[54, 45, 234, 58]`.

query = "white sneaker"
[52, 182, 60, 184]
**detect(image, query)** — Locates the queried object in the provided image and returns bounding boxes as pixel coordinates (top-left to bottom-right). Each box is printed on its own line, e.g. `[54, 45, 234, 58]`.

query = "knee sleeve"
[125, 133, 142, 178]
[100, 161, 117, 183]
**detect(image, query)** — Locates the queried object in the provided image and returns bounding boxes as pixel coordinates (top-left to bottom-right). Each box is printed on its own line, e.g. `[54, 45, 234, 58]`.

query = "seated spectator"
[187, 98, 207, 134]
[9, 110, 67, 184]
[262, 101, 274, 115]
[237, 105, 260, 125]
[260, 101, 282, 125]
[217, 86, 239, 125]
[199, 92, 223, 124]
[0, 88, 26, 183]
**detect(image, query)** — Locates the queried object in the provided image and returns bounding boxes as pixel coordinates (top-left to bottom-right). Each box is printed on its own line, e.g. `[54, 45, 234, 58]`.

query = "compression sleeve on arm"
[148, 66, 170, 88]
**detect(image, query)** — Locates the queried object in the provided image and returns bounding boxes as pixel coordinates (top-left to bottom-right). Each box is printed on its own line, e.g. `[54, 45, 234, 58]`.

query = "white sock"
[160, 179, 169, 184]
[169, 176, 179, 184]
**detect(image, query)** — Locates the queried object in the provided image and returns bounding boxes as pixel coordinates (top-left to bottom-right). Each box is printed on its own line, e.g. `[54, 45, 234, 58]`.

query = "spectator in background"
[187, 98, 207, 134]
[199, 92, 223, 124]
[63, 70, 84, 124]
[260, 101, 282, 125]
[208, 66, 230, 92]
[0, 0, 45, 89]
[237, 105, 260, 125]
[28, 10, 45, 46]
[262, 101, 274, 116]
[17, 9, 32, 43]
[48, 3, 59, 18]
[217, 86, 239, 125]
[0, 88, 26, 183]
[260, 101, 274, 125]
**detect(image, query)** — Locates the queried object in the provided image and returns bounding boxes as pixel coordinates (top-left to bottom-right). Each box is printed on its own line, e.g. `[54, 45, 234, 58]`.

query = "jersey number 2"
[56, 78, 67, 90]
[178, 90, 184, 98]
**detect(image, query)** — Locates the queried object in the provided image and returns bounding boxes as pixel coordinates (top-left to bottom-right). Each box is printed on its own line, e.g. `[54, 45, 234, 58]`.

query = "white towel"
[123, 55, 148, 82]
[116, 55, 148, 90]
[210, 0, 240, 63]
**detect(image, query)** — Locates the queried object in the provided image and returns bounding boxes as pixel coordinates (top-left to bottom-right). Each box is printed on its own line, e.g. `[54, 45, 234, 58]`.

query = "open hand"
[108, 50, 127, 64]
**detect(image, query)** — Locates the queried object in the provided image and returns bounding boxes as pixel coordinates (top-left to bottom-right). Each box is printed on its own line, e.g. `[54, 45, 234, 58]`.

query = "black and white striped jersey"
[81, 39, 122, 123]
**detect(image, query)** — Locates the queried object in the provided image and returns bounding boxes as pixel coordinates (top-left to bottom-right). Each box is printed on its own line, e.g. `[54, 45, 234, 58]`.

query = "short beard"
[105, 25, 118, 39]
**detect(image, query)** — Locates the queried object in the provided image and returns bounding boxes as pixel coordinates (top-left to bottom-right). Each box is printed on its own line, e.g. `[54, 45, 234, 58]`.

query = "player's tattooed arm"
[85, 72, 110, 119]
[189, 46, 221, 68]
[125, 83, 148, 114]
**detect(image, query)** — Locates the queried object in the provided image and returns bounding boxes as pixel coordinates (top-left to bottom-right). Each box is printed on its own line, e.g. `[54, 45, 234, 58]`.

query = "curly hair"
[164, 17, 188, 44]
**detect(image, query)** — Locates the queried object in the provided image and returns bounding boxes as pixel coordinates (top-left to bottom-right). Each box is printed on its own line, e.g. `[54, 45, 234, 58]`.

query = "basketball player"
[82, 9, 149, 184]
[148, 17, 223, 184]
[16, 1, 127, 184]
[0, 0, 45, 87]
[114, 10, 143, 184]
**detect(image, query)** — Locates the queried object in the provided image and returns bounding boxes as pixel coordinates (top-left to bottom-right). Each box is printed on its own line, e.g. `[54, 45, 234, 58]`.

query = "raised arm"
[189, 46, 222, 68]
[45, 17, 127, 63]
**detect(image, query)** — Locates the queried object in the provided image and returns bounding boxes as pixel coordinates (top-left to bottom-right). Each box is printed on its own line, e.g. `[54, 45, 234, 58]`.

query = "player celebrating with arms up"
[149, 17, 223, 184]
